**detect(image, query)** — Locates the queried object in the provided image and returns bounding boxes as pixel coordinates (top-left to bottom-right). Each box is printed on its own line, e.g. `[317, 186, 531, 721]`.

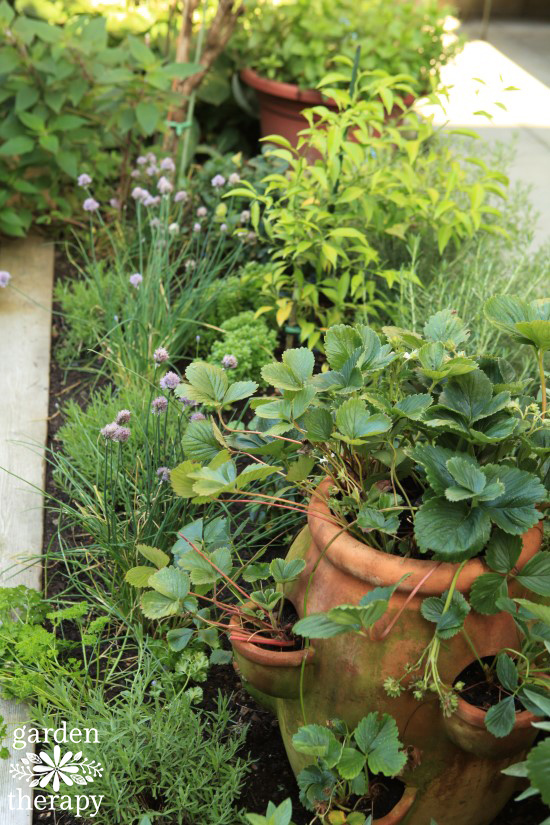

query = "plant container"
[241, 68, 415, 151]
[232, 480, 543, 825]
[443, 695, 539, 760]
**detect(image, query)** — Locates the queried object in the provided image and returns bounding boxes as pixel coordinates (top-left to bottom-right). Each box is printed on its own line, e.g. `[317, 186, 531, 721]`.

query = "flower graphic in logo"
[10, 746, 103, 789]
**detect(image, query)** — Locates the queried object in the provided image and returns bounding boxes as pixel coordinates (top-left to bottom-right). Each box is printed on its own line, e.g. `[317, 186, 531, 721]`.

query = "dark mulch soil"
[33, 250, 548, 825]
[455, 657, 523, 712]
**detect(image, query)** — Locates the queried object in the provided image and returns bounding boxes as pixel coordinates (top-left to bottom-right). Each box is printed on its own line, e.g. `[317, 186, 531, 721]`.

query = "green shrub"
[233, 69, 509, 348]
[31, 661, 250, 825]
[231, 0, 459, 95]
[207, 310, 278, 383]
[0, 5, 199, 235]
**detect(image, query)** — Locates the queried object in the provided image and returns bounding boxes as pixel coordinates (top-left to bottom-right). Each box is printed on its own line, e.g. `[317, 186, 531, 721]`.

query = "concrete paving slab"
[420, 25, 550, 245]
[0, 237, 54, 824]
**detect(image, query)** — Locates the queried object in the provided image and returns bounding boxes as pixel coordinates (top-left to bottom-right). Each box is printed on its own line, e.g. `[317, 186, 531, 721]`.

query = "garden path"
[0, 237, 54, 824]
[422, 20, 550, 246]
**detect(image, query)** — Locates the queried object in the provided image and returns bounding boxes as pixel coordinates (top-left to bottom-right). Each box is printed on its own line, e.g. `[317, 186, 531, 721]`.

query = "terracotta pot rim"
[307, 479, 543, 596]
[455, 696, 538, 730]
[241, 67, 334, 106]
[373, 785, 417, 824]
[228, 605, 314, 668]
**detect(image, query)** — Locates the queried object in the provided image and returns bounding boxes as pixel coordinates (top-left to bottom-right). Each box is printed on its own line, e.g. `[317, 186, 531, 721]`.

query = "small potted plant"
[167, 295, 548, 824]
[230, 0, 459, 145]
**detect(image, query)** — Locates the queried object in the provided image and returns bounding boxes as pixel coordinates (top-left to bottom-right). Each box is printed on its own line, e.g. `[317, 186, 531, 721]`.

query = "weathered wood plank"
[0, 237, 54, 823]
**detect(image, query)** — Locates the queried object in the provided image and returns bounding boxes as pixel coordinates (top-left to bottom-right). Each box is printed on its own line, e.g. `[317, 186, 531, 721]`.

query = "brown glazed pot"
[443, 696, 539, 760]
[241, 68, 415, 151]
[236, 480, 543, 825]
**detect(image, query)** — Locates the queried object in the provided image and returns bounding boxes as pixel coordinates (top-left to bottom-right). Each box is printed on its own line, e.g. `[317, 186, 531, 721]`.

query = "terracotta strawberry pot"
[228, 608, 315, 706]
[271, 480, 544, 825]
[241, 68, 415, 152]
[373, 787, 417, 824]
[443, 695, 539, 760]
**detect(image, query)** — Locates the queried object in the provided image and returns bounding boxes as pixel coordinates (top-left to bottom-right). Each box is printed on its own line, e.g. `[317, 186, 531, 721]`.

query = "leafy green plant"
[167, 300, 548, 718]
[30, 653, 251, 825]
[292, 713, 406, 822]
[125, 513, 306, 651]
[231, 0, 459, 95]
[246, 798, 296, 825]
[0, 4, 199, 235]
[230, 68, 509, 347]
[208, 310, 278, 384]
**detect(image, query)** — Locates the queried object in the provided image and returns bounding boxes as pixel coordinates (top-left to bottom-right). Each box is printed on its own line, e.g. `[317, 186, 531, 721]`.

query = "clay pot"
[373, 787, 417, 824]
[273, 480, 544, 825]
[444, 695, 539, 760]
[228, 608, 315, 706]
[241, 68, 415, 152]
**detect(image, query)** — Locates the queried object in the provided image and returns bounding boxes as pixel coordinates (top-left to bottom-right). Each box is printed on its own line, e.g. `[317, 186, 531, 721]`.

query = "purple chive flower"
[157, 176, 173, 195]
[131, 187, 148, 201]
[228, 172, 240, 184]
[152, 396, 168, 415]
[220, 223, 228, 232]
[196, 206, 207, 218]
[246, 231, 256, 242]
[160, 157, 175, 173]
[143, 194, 161, 207]
[222, 354, 238, 369]
[150, 217, 161, 229]
[193, 223, 201, 233]
[156, 466, 171, 482]
[130, 169, 141, 179]
[146, 152, 156, 163]
[240, 209, 251, 223]
[113, 426, 131, 442]
[116, 409, 131, 424]
[179, 396, 198, 407]
[137, 155, 147, 165]
[190, 412, 206, 421]
[110, 198, 121, 209]
[211, 174, 226, 188]
[77, 173, 92, 187]
[168, 222, 179, 234]
[83, 197, 100, 212]
[153, 346, 169, 364]
[146, 164, 158, 177]
[0, 270, 11, 288]
[100, 422, 118, 440]
[174, 190, 188, 203]
[129, 273, 143, 288]
[160, 371, 180, 390]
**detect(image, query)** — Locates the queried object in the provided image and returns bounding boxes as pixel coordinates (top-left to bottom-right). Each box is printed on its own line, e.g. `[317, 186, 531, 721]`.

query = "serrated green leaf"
[170, 459, 201, 497]
[486, 530, 522, 574]
[420, 590, 470, 638]
[415, 496, 491, 561]
[470, 572, 508, 615]
[303, 408, 333, 441]
[515, 552, 550, 596]
[270, 558, 306, 583]
[337, 747, 366, 780]
[182, 420, 221, 463]
[423, 309, 469, 348]
[292, 724, 342, 765]
[148, 566, 190, 600]
[496, 653, 518, 692]
[124, 566, 156, 587]
[183, 362, 229, 404]
[393, 394, 432, 420]
[140, 590, 179, 619]
[137, 544, 170, 569]
[166, 627, 194, 651]
[223, 380, 258, 404]
[485, 695, 516, 738]
[353, 713, 406, 776]
[527, 739, 550, 804]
